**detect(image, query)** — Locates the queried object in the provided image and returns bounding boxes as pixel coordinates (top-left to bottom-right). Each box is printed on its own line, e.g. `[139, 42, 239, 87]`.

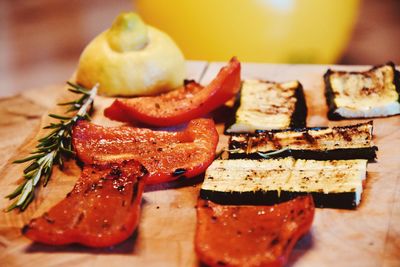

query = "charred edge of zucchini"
[254, 126, 327, 134]
[200, 190, 358, 209]
[229, 121, 374, 144]
[324, 69, 341, 120]
[249, 120, 372, 135]
[227, 147, 378, 161]
[324, 62, 400, 120]
[223, 81, 307, 134]
[393, 63, 400, 103]
[223, 90, 242, 135]
[289, 83, 307, 128]
[200, 189, 295, 205]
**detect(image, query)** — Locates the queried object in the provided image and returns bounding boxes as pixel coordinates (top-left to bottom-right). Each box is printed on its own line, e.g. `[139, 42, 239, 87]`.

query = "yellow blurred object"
[76, 12, 185, 96]
[136, 0, 359, 63]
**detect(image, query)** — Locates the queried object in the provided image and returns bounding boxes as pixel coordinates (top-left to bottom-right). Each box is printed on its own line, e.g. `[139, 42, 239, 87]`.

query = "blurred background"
[1, 0, 399, 97]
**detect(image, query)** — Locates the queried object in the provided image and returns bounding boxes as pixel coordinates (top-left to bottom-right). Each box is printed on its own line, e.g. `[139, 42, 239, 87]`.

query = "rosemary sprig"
[256, 147, 291, 159]
[219, 147, 291, 160]
[5, 82, 99, 212]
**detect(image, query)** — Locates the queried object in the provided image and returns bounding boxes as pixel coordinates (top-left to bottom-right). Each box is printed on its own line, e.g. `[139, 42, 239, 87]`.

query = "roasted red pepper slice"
[104, 57, 241, 126]
[23, 160, 147, 247]
[72, 118, 219, 184]
[195, 196, 315, 267]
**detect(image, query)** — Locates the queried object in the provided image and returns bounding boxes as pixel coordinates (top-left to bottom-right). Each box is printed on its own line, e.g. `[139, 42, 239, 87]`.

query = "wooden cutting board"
[0, 61, 399, 267]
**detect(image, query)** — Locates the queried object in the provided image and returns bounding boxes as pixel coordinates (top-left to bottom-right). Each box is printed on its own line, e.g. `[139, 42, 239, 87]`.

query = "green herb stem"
[5, 83, 98, 212]
[256, 147, 291, 159]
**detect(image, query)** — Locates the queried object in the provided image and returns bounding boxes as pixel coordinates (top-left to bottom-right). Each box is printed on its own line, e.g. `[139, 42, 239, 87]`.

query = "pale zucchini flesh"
[226, 80, 307, 133]
[201, 158, 367, 209]
[325, 62, 400, 119]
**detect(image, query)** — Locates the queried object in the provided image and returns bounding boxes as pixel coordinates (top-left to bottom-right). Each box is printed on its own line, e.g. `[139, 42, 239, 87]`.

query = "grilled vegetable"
[225, 80, 307, 133]
[23, 160, 147, 247]
[324, 62, 400, 119]
[72, 118, 219, 184]
[195, 195, 315, 267]
[200, 158, 367, 209]
[104, 57, 241, 126]
[228, 121, 377, 161]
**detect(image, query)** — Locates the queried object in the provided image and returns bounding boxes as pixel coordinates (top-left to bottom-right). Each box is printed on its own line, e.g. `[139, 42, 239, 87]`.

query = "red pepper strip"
[103, 80, 204, 123]
[104, 57, 241, 126]
[23, 160, 147, 247]
[72, 118, 219, 185]
[195, 196, 315, 267]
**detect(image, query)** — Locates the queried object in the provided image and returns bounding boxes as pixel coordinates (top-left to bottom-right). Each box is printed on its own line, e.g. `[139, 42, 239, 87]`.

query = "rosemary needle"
[5, 82, 99, 212]
[257, 147, 291, 159]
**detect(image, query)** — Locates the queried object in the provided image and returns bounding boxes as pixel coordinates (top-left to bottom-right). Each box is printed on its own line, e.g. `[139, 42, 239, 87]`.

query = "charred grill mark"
[117, 185, 125, 192]
[228, 122, 374, 159]
[272, 139, 282, 150]
[270, 237, 280, 247]
[266, 131, 275, 141]
[303, 132, 315, 144]
[131, 181, 139, 204]
[324, 69, 342, 119]
[290, 84, 307, 128]
[42, 212, 55, 224]
[21, 224, 31, 235]
[183, 79, 196, 86]
[248, 136, 263, 150]
[246, 138, 253, 154]
[109, 166, 122, 178]
[172, 168, 187, 177]
[264, 132, 281, 149]
[233, 139, 251, 152]
[229, 138, 246, 150]
[361, 87, 378, 96]
[140, 165, 149, 177]
[333, 121, 373, 130]
[174, 175, 188, 183]
[339, 130, 353, 142]
[86, 181, 103, 194]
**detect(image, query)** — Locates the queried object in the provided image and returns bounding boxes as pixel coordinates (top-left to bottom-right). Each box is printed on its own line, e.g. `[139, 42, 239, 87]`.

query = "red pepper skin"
[72, 118, 219, 185]
[104, 57, 241, 126]
[195, 196, 315, 267]
[23, 160, 147, 248]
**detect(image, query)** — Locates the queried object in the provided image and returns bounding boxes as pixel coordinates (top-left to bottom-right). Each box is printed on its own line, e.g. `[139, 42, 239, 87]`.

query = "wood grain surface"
[0, 62, 399, 267]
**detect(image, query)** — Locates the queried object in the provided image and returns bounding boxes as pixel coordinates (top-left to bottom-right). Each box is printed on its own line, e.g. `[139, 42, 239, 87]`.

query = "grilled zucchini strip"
[324, 62, 400, 119]
[225, 80, 307, 133]
[201, 158, 367, 209]
[228, 121, 377, 160]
